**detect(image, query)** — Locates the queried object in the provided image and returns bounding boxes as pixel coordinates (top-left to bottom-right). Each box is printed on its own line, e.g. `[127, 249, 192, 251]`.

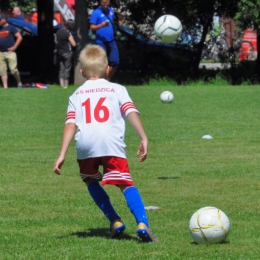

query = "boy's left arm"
[53, 123, 76, 175]
[127, 112, 148, 162]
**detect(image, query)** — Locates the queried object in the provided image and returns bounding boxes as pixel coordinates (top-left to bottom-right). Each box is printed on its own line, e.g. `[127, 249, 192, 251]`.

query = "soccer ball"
[154, 15, 182, 43]
[189, 206, 231, 244]
[160, 91, 174, 103]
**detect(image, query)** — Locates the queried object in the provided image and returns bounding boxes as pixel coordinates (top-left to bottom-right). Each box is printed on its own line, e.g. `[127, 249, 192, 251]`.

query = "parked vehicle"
[7, 18, 194, 77]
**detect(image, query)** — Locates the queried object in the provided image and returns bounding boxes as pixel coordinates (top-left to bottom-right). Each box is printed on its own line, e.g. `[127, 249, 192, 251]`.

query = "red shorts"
[77, 156, 134, 186]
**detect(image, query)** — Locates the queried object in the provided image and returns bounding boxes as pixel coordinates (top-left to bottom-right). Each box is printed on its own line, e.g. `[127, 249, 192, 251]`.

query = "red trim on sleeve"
[66, 111, 75, 121]
[121, 102, 137, 114]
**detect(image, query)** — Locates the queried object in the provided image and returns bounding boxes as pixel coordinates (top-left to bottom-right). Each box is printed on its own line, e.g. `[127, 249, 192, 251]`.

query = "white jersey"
[66, 79, 139, 159]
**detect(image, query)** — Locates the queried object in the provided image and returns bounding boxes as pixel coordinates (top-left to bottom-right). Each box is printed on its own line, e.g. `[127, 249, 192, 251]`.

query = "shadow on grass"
[157, 176, 180, 180]
[58, 228, 138, 241]
[189, 240, 230, 245]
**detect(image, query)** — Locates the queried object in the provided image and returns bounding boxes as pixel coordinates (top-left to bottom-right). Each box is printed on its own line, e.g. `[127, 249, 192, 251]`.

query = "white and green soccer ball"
[189, 206, 231, 244]
[154, 15, 182, 43]
[160, 91, 174, 103]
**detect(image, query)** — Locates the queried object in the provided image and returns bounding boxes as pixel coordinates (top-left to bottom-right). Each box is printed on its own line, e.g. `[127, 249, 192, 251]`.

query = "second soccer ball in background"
[160, 91, 174, 103]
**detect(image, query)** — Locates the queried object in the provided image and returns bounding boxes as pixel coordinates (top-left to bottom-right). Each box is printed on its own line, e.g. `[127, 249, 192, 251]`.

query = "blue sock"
[87, 182, 120, 223]
[123, 186, 149, 227]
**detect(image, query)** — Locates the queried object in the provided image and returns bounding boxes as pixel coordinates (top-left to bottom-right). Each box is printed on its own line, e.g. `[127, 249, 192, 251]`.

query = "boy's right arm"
[53, 123, 76, 175]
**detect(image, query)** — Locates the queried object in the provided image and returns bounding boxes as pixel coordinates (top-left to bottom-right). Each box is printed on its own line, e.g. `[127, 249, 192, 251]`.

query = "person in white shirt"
[53, 44, 157, 243]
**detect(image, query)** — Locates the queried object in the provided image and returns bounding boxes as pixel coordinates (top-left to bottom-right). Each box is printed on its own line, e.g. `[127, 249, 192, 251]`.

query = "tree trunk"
[74, 0, 89, 86]
[192, 18, 212, 78]
[37, 0, 55, 83]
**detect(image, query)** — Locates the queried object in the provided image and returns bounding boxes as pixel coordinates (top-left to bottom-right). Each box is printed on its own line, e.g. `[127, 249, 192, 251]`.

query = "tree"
[123, 0, 239, 77]
[73, 0, 89, 85]
[37, 0, 55, 83]
[0, 0, 36, 13]
[235, 0, 260, 28]
[2, 0, 247, 81]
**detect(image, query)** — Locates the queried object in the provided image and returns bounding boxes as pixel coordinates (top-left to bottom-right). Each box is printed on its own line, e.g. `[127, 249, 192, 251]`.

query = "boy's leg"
[87, 181, 125, 237]
[123, 186, 157, 242]
[123, 186, 149, 226]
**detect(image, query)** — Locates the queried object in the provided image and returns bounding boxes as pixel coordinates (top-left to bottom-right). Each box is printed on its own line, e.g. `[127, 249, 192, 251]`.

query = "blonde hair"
[79, 44, 108, 79]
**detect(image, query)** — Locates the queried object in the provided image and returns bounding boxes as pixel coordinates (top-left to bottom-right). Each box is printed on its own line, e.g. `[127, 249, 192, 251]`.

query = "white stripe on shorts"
[102, 171, 133, 182]
[80, 171, 102, 180]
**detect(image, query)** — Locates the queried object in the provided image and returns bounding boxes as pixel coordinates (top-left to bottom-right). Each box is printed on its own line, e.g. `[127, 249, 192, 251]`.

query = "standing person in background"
[12, 7, 25, 21]
[0, 14, 23, 89]
[90, 0, 119, 81]
[55, 20, 76, 88]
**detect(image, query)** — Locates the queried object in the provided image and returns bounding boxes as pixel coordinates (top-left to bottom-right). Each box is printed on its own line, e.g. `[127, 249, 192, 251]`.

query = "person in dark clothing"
[55, 20, 76, 88]
[0, 14, 23, 88]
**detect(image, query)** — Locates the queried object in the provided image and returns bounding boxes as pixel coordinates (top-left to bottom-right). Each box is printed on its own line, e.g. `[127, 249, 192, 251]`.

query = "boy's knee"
[119, 185, 134, 193]
[86, 179, 99, 186]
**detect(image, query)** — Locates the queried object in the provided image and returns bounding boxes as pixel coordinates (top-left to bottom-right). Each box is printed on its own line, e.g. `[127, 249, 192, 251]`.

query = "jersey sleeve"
[119, 87, 139, 117]
[65, 30, 71, 39]
[110, 7, 115, 21]
[11, 25, 18, 35]
[90, 10, 98, 25]
[65, 96, 76, 124]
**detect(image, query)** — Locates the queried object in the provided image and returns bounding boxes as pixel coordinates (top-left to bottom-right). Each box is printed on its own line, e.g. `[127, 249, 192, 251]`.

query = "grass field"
[1, 82, 260, 259]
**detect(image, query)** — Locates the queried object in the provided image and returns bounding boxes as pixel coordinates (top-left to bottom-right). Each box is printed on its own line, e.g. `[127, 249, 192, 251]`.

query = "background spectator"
[12, 7, 25, 21]
[0, 14, 23, 88]
[90, 0, 119, 81]
[55, 20, 76, 88]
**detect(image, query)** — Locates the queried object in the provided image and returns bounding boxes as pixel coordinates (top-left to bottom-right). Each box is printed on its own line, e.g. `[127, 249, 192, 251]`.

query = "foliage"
[221, 61, 260, 85]
[1, 84, 260, 259]
[0, 0, 36, 13]
[118, 0, 239, 76]
[120, 0, 238, 35]
[3, 0, 260, 78]
[235, 0, 260, 30]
